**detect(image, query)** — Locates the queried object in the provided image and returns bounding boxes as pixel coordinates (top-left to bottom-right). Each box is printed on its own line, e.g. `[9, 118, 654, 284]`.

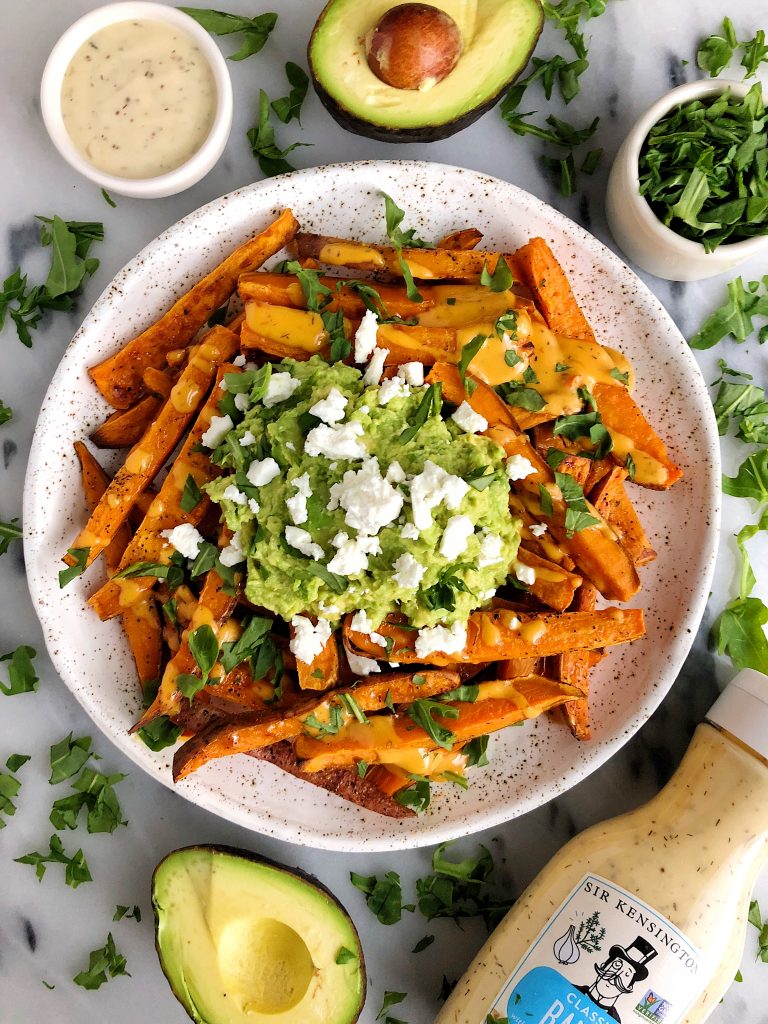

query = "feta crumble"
[346, 650, 381, 676]
[326, 531, 381, 576]
[234, 392, 250, 413]
[378, 376, 410, 406]
[286, 472, 312, 526]
[415, 621, 467, 660]
[530, 522, 548, 537]
[400, 522, 420, 541]
[506, 453, 536, 481]
[284, 526, 324, 561]
[451, 401, 488, 434]
[263, 372, 300, 408]
[410, 460, 470, 531]
[247, 498, 260, 515]
[327, 457, 403, 535]
[240, 430, 256, 446]
[232, 353, 247, 367]
[397, 361, 424, 387]
[392, 552, 426, 589]
[350, 609, 385, 647]
[201, 414, 233, 449]
[385, 460, 406, 484]
[439, 514, 475, 559]
[363, 346, 389, 386]
[513, 559, 536, 586]
[477, 530, 504, 568]
[222, 484, 248, 506]
[304, 421, 367, 460]
[354, 309, 380, 363]
[161, 523, 204, 560]
[289, 615, 332, 665]
[246, 457, 280, 487]
[219, 530, 247, 567]
[309, 386, 348, 425]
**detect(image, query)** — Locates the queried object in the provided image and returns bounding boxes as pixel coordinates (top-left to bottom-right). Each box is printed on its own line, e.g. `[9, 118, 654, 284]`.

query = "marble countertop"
[1, 2, 767, 1022]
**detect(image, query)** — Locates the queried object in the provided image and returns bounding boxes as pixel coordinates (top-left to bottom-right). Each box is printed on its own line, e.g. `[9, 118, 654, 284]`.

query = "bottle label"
[483, 873, 702, 1024]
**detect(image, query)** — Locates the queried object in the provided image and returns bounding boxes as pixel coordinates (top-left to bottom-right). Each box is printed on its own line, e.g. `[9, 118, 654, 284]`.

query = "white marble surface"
[1, 2, 767, 1022]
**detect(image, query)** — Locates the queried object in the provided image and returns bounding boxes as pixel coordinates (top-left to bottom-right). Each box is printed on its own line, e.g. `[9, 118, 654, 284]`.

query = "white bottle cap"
[706, 669, 768, 761]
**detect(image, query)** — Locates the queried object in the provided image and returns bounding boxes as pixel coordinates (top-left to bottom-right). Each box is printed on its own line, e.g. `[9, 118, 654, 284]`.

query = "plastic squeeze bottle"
[435, 669, 768, 1024]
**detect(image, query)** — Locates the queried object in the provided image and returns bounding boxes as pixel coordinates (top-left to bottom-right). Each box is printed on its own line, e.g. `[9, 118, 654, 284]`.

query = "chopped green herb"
[50, 766, 127, 834]
[6, 753, 30, 772]
[480, 256, 513, 292]
[338, 692, 368, 724]
[381, 192, 432, 303]
[406, 698, 458, 750]
[15, 834, 92, 888]
[350, 869, 407, 925]
[137, 716, 182, 752]
[495, 310, 518, 340]
[580, 147, 603, 174]
[399, 383, 442, 444]
[0, 518, 22, 557]
[625, 452, 636, 481]
[416, 840, 512, 926]
[305, 705, 345, 736]
[0, 399, 11, 425]
[113, 905, 141, 922]
[0, 769, 22, 827]
[458, 335, 486, 390]
[101, 189, 116, 208]
[542, 151, 577, 197]
[247, 89, 309, 177]
[59, 547, 90, 588]
[177, 6, 277, 60]
[741, 29, 768, 78]
[539, 483, 554, 516]
[552, 407, 612, 459]
[377, 992, 407, 1021]
[464, 735, 490, 767]
[554, 362, 570, 373]
[496, 381, 546, 412]
[179, 474, 204, 513]
[114, 559, 184, 588]
[439, 683, 479, 703]
[712, 512, 768, 674]
[697, 18, 737, 76]
[220, 614, 273, 673]
[394, 779, 432, 812]
[466, 466, 498, 491]
[0, 645, 38, 696]
[73, 932, 130, 989]
[609, 366, 629, 385]
[271, 61, 309, 123]
[723, 450, 768, 503]
[690, 276, 768, 350]
[335, 945, 357, 964]
[412, 934, 435, 953]
[49, 733, 93, 785]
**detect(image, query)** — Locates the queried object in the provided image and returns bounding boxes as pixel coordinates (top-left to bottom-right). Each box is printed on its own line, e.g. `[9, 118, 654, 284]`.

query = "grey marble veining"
[1, 2, 767, 1023]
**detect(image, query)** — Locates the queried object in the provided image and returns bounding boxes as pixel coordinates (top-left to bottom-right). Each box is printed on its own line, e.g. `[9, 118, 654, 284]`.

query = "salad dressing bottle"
[435, 670, 768, 1024]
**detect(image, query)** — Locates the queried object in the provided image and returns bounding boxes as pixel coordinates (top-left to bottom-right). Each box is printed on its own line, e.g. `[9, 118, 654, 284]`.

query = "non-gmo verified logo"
[635, 989, 673, 1020]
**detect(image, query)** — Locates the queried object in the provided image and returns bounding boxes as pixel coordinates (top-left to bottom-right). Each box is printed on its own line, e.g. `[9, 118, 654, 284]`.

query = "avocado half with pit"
[152, 846, 365, 1024]
[308, 0, 544, 143]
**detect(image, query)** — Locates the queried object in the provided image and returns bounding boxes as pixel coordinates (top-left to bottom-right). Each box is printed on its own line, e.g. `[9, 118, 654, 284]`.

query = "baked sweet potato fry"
[512, 237, 595, 343]
[589, 467, 656, 566]
[90, 395, 162, 449]
[238, 273, 430, 320]
[592, 383, 683, 489]
[426, 363, 522, 430]
[344, 607, 645, 665]
[436, 227, 483, 250]
[516, 548, 582, 612]
[294, 676, 584, 772]
[90, 209, 298, 408]
[172, 669, 461, 780]
[294, 625, 340, 691]
[550, 582, 598, 741]
[73, 441, 132, 574]
[66, 326, 239, 571]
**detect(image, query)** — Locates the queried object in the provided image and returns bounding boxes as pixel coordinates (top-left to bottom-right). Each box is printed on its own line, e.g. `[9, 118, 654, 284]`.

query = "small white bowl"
[40, 2, 233, 199]
[606, 79, 768, 281]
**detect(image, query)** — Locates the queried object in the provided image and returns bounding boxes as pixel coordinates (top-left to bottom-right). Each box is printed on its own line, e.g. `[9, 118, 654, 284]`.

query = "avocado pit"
[365, 3, 462, 91]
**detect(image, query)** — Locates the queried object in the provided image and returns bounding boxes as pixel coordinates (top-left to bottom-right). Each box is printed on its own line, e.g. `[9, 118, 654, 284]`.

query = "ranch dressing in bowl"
[60, 18, 217, 179]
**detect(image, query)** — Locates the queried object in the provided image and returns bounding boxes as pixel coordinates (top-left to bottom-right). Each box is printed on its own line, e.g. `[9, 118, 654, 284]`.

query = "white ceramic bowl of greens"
[606, 79, 768, 281]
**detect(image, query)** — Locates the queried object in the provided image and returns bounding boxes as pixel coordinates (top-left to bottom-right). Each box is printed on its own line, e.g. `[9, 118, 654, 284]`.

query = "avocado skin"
[152, 844, 366, 1024]
[307, 5, 543, 145]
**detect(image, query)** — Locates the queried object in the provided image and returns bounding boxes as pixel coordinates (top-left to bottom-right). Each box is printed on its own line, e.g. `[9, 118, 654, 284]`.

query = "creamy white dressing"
[61, 19, 217, 179]
[436, 723, 768, 1024]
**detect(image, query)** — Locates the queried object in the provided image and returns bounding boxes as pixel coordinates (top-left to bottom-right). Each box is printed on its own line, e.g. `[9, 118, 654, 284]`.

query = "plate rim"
[23, 159, 721, 851]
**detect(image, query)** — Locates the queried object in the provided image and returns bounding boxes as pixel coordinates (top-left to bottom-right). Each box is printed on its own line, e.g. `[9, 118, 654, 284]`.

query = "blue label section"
[505, 966, 619, 1024]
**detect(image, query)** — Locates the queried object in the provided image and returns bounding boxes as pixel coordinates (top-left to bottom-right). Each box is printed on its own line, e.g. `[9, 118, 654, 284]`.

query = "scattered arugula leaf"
[422, 563, 472, 613]
[399, 383, 442, 444]
[247, 89, 309, 177]
[377, 992, 407, 1021]
[555, 470, 600, 534]
[711, 362, 768, 441]
[552, 406, 612, 459]
[0, 518, 22, 556]
[137, 715, 182, 752]
[350, 870, 408, 925]
[381, 192, 432, 302]
[49, 733, 93, 785]
[496, 380, 547, 412]
[176, 624, 220, 702]
[742, 29, 768, 78]
[394, 779, 431, 813]
[464, 735, 490, 768]
[305, 705, 345, 736]
[697, 17, 738, 76]
[58, 546, 90, 587]
[416, 840, 513, 928]
[6, 753, 30, 772]
[458, 335, 486, 391]
[271, 61, 309, 124]
[439, 683, 479, 703]
[15, 834, 92, 888]
[0, 767, 23, 827]
[723, 451, 768, 503]
[690, 276, 768, 350]
[73, 932, 130, 989]
[51, 766, 127, 834]
[406, 698, 459, 750]
[480, 256, 514, 292]
[177, 7, 277, 61]
[113, 905, 141, 922]
[412, 934, 435, 953]
[712, 513, 768, 674]
[180, 474, 204, 513]
[335, 946, 357, 965]
[747, 898, 768, 963]
[0, 399, 11, 425]
[338, 692, 368, 724]
[0, 645, 38, 696]
[220, 614, 273, 673]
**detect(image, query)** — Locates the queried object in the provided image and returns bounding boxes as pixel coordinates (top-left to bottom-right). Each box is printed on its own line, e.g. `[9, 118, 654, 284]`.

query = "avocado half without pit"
[152, 846, 365, 1024]
[308, 0, 544, 143]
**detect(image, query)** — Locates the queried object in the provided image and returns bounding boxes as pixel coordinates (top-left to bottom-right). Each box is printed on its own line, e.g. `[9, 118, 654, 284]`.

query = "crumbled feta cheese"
[222, 484, 248, 506]
[400, 522, 420, 541]
[439, 515, 474, 559]
[530, 522, 548, 537]
[289, 615, 332, 665]
[248, 498, 260, 515]
[246, 457, 280, 487]
[360, 405, 369, 415]
[318, 601, 341, 617]
[304, 421, 366, 460]
[232, 353, 247, 367]
[240, 430, 256, 446]
[378, 376, 410, 406]
[393, 552, 426, 589]
[201, 414, 233, 449]
[409, 460, 470, 531]
[451, 401, 488, 434]
[284, 526, 324, 561]
[219, 530, 247, 567]
[309, 386, 348, 425]
[513, 559, 536, 585]
[350, 609, 385, 647]
[415, 621, 467, 660]
[263, 372, 300, 408]
[363, 346, 389, 386]
[479, 589, 496, 601]
[218, 378, 227, 390]
[397, 361, 424, 386]
[477, 530, 504, 568]
[354, 309, 380, 363]
[286, 472, 312, 525]
[326, 531, 381, 576]
[161, 523, 204, 560]
[385, 461, 406, 484]
[506, 453, 536, 481]
[286, 441, 296, 451]
[327, 457, 403, 534]
[234, 392, 250, 413]
[346, 650, 381, 676]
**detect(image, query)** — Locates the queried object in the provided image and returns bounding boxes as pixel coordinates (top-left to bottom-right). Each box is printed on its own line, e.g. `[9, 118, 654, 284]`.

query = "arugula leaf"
[542, 152, 577, 197]
[697, 19, 736, 76]
[377, 992, 407, 1020]
[553, 407, 613, 459]
[466, 466, 498, 491]
[0, 766, 24, 827]
[247, 90, 309, 177]
[0, 645, 38, 696]
[394, 779, 431, 812]
[712, 368, 768, 441]
[539, 483, 554, 516]
[741, 29, 768, 78]
[73, 932, 130, 989]
[220, 614, 273, 673]
[416, 840, 512, 926]
[723, 450, 768, 502]
[0, 518, 22, 556]
[335, 946, 357, 965]
[691, 277, 768, 350]
[6, 753, 30, 772]
[496, 381, 547, 412]
[338, 692, 368, 724]
[101, 189, 117, 208]
[464, 735, 490, 768]
[49, 733, 93, 785]
[458, 335, 486, 390]
[580, 147, 603, 174]
[412, 934, 435, 953]
[399, 383, 442, 444]
[0, 399, 11, 425]
[114, 559, 184, 588]
[271, 62, 309, 124]
[15, 834, 92, 888]
[350, 869, 407, 925]
[59, 547, 90, 588]
[713, 597, 768, 674]
[555, 470, 600, 534]
[381, 192, 432, 302]
[67, 767, 127, 834]
[480, 256, 513, 292]
[178, 7, 277, 61]
[180, 474, 204, 513]
[137, 716, 182, 752]
[113, 905, 141, 922]
[406, 698, 458, 750]
[305, 704, 345, 736]
[278, 261, 332, 312]
[422, 564, 472, 613]
[439, 684, 479, 703]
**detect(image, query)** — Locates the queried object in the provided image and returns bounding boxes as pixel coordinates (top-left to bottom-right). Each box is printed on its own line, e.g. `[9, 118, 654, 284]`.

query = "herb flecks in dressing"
[61, 19, 217, 179]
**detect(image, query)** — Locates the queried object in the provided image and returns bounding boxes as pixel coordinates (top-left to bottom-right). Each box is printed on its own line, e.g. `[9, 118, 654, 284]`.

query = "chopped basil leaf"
[59, 547, 90, 588]
[304, 705, 345, 736]
[377, 991, 407, 1020]
[554, 362, 570, 372]
[115, 559, 184, 588]
[335, 946, 357, 965]
[15, 834, 92, 888]
[412, 934, 435, 953]
[495, 310, 519, 339]
[416, 839, 512, 926]
[271, 61, 309, 124]
[480, 255, 513, 292]
[73, 932, 129, 989]
[113, 904, 141, 922]
[394, 779, 432, 813]
[381, 192, 432, 303]
[458, 335, 486, 390]
[247, 89, 309, 177]
[350, 869, 406, 925]
[466, 466, 498, 491]
[538, 483, 554, 516]
[580, 147, 603, 174]
[691, 273, 768, 350]
[179, 474, 204, 513]
[496, 382, 546, 412]
[178, 7, 277, 61]
[399, 383, 442, 444]
[0, 517, 22, 556]
[49, 733, 93, 785]
[6, 753, 30, 772]
[137, 716, 182, 752]
[555, 470, 601, 535]
[0, 645, 38, 696]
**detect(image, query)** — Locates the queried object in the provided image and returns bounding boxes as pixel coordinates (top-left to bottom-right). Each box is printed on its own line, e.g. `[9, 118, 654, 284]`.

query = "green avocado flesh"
[206, 356, 520, 628]
[153, 846, 365, 1024]
[308, 0, 544, 141]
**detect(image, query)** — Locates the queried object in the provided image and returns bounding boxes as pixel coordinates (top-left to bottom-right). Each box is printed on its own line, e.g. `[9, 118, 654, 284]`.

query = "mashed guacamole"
[206, 356, 520, 628]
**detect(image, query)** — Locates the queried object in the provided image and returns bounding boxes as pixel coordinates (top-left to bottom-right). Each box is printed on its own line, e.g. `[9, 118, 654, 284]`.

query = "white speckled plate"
[24, 161, 719, 851]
